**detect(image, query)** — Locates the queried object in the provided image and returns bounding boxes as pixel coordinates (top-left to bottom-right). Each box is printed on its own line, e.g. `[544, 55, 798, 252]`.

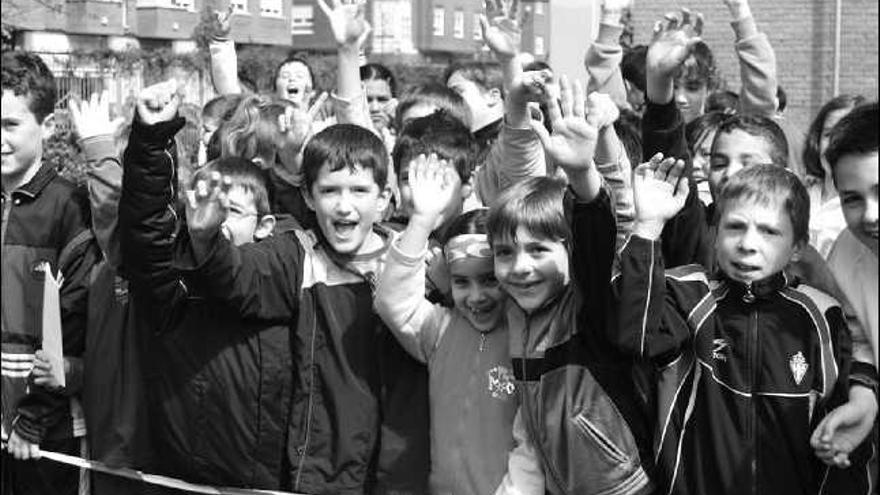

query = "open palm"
[531, 76, 598, 172]
[481, 0, 521, 59]
[647, 9, 703, 76]
[317, 0, 370, 47]
[632, 154, 689, 223]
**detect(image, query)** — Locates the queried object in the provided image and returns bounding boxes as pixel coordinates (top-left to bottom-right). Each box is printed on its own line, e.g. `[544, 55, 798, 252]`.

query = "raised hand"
[67, 90, 125, 140]
[811, 388, 878, 468]
[585, 92, 620, 130]
[408, 154, 458, 230]
[317, 0, 371, 48]
[646, 8, 704, 78]
[722, 0, 752, 20]
[185, 171, 231, 241]
[480, 0, 522, 61]
[136, 79, 182, 126]
[632, 153, 689, 238]
[530, 75, 598, 172]
[213, 3, 234, 38]
[6, 430, 40, 460]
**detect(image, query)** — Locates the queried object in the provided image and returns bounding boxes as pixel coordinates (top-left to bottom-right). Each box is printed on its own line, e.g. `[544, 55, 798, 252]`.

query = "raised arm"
[584, 0, 632, 109]
[119, 80, 189, 314]
[68, 90, 125, 268]
[319, 0, 373, 129]
[208, 5, 243, 95]
[612, 154, 696, 360]
[375, 154, 458, 362]
[724, 0, 778, 116]
[472, 0, 547, 205]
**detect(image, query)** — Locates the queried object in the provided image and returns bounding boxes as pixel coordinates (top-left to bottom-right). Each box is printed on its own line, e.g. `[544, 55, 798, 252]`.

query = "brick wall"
[629, 0, 878, 134]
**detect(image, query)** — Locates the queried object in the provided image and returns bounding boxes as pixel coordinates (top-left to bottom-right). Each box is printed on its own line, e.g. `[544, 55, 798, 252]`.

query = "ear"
[40, 112, 56, 140]
[460, 181, 473, 202]
[254, 214, 277, 240]
[302, 185, 316, 211]
[376, 184, 392, 214]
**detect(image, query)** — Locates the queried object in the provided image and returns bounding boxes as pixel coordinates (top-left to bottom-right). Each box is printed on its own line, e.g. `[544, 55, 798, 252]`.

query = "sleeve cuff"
[731, 16, 759, 41]
[390, 237, 428, 266]
[849, 361, 879, 395]
[79, 135, 118, 162]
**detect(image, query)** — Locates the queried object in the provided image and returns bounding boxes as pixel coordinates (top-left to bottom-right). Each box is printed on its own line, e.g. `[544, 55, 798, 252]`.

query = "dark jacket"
[510, 189, 654, 495]
[1, 163, 99, 444]
[174, 205, 430, 494]
[119, 116, 295, 489]
[612, 235, 878, 495]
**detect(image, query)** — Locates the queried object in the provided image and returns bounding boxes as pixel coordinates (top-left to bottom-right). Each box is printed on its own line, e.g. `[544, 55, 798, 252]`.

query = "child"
[179, 121, 430, 494]
[492, 76, 654, 495]
[118, 80, 306, 490]
[816, 103, 878, 485]
[614, 159, 877, 494]
[360, 63, 398, 136]
[802, 94, 867, 257]
[374, 155, 526, 495]
[1, 50, 101, 495]
[444, 60, 505, 155]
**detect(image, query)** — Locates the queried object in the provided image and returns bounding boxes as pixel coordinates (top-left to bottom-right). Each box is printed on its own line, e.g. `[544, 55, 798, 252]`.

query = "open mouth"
[332, 219, 358, 237]
[730, 261, 760, 273]
[287, 87, 301, 98]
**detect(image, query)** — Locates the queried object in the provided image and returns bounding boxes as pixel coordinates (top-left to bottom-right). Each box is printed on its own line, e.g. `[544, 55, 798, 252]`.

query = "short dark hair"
[715, 165, 810, 246]
[392, 111, 476, 183]
[193, 156, 273, 216]
[1, 51, 56, 122]
[441, 208, 489, 245]
[675, 41, 719, 91]
[273, 55, 316, 92]
[802, 94, 867, 179]
[713, 114, 789, 167]
[621, 45, 647, 93]
[686, 111, 729, 155]
[825, 102, 878, 173]
[443, 61, 504, 96]
[360, 63, 397, 96]
[395, 83, 470, 130]
[523, 60, 552, 73]
[705, 90, 739, 114]
[301, 124, 389, 192]
[487, 176, 571, 246]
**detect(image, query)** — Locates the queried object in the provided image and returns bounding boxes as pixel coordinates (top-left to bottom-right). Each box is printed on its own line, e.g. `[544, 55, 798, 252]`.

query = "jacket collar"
[718, 270, 790, 302]
[10, 162, 56, 199]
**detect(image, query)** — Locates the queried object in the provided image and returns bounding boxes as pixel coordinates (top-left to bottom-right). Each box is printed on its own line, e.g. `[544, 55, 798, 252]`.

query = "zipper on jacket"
[479, 332, 487, 352]
[1, 193, 11, 247]
[748, 305, 759, 495]
[742, 282, 755, 303]
[293, 314, 319, 489]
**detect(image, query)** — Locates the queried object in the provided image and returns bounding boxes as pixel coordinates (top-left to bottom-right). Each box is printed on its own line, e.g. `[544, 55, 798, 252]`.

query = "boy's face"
[834, 151, 879, 256]
[365, 79, 394, 131]
[715, 197, 800, 284]
[674, 77, 707, 124]
[492, 226, 569, 313]
[275, 61, 314, 109]
[397, 158, 464, 226]
[709, 130, 775, 199]
[1, 90, 53, 188]
[447, 71, 501, 132]
[305, 162, 390, 255]
[220, 185, 274, 246]
[449, 257, 506, 332]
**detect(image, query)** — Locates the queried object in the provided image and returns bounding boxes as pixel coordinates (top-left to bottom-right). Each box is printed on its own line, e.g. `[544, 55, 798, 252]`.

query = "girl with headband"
[375, 154, 540, 495]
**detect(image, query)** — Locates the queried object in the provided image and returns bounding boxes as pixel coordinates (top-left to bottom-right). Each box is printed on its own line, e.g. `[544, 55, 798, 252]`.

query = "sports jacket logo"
[789, 351, 808, 385]
[712, 338, 730, 362]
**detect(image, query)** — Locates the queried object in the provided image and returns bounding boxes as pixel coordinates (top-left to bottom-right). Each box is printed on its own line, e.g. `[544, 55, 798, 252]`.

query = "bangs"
[487, 177, 570, 246]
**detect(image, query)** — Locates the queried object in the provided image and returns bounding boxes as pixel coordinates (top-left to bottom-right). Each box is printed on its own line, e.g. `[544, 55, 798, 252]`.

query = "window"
[260, 0, 281, 17]
[534, 35, 545, 56]
[535, 3, 544, 15]
[230, 0, 247, 14]
[473, 13, 482, 40]
[291, 5, 314, 35]
[453, 10, 464, 39]
[170, 0, 194, 10]
[433, 7, 445, 36]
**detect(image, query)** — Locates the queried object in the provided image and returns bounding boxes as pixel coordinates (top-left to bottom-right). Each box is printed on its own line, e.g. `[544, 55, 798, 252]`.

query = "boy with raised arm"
[612, 156, 877, 494]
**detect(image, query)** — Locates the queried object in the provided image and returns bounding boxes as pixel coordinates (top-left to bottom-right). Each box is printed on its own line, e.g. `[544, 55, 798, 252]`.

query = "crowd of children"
[1, 0, 877, 494]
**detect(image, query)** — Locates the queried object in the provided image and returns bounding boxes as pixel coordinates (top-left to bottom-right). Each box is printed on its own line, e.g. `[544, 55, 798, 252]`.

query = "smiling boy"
[180, 123, 430, 494]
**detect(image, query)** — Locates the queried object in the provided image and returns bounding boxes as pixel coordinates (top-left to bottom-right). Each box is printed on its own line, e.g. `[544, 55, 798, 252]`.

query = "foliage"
[45, 125, 88, 187]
